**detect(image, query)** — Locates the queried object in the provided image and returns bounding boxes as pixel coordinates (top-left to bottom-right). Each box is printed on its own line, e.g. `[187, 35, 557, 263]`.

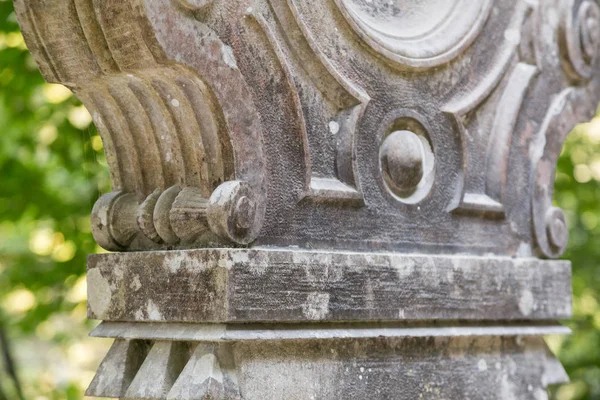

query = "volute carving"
[15, 0, 266, 250]
[15, 0, 600, 258]
[16, 0, 599, 398]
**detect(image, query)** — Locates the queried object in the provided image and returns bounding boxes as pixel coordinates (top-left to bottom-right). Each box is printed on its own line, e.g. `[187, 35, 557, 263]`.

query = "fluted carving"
[17, 0, 597, 398]
[15, 0, 600, 257]
[15, 0, 266, 250]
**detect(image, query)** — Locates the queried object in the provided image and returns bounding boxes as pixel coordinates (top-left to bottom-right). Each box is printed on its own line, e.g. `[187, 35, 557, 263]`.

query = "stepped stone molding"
[86, 324, 568, 400]
[14, 0, 600, 398]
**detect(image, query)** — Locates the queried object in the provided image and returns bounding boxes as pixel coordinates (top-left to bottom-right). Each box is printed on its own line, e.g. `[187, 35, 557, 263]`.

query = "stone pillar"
[14, 0, 600, 398]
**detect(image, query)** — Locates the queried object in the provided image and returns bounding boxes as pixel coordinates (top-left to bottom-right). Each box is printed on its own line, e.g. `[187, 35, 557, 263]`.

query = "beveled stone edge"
[90, 321, 571, 342]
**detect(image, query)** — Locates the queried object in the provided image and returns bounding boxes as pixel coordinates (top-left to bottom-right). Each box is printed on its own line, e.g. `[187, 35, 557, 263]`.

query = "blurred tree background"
[0, 0, 599, 399]
[0, 1, 111, 399]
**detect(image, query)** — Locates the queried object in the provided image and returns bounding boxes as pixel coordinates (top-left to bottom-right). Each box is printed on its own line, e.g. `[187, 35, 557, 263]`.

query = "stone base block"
[87, 322, 568, 399]
[87, 249, 572, 323]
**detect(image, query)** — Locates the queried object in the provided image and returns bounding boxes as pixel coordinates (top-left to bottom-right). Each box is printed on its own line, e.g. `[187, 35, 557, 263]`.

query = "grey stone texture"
[14, 0, 600, 397]
[87, 249, 572, 323]
[87, 329, 568, 400]
[12, 0, 600, 258]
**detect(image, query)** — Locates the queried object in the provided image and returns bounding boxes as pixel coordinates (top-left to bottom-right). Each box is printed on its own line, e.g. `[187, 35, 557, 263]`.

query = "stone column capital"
[15, 0, 600, 398]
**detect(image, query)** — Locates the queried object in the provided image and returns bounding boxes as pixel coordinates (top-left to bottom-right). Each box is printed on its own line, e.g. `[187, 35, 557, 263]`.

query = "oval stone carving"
[335, 0, 494, 68]
[380, 130, 425, 195]
[378, 118, 435, 204]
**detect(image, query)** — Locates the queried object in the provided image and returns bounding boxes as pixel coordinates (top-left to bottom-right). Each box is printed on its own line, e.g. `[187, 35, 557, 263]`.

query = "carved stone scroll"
[15, 0, 266, 250]
[444, 1, 536, 215]
[17, 0, 600, 256]
[249, 0, 370, 203]
[15, 0, 600, 398]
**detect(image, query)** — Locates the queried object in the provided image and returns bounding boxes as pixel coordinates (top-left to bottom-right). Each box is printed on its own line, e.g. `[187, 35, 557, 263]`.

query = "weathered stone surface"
[167, 343, 241, 400]
[124, 341, 191, 399]
[87, 249, 572, 323]
[233, 336, 564, 400]
[90, 321, 572, 342]
[13, 0, 600, 258]
[86, 339, 151, 398]
[87, 325, 568, 400]
[14, 0, 597, 398]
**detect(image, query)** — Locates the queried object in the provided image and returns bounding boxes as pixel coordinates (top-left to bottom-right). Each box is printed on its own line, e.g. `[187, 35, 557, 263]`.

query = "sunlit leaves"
[0, 3, 110, 399]
[42, 84, 72, 104]
[552, 119, 600, 400]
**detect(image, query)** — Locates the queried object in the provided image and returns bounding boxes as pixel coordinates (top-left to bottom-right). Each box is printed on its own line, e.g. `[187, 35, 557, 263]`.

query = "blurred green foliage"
[0, 1, 111, 398]
[0, 0, 599, 399]
[550, 120, 600, 400]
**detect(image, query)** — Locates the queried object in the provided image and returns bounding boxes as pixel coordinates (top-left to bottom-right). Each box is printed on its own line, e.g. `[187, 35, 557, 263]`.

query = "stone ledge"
[91, 321, 571, 342]
[87, 248, 572, 323]
[86, 332, 568, 399]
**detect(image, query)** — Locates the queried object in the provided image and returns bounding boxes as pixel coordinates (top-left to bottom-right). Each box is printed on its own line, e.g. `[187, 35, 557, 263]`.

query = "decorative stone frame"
[14, 0, 600, 398]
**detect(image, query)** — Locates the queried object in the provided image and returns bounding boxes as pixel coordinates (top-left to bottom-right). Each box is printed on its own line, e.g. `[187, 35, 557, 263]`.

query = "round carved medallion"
[335, 0, 494, 68]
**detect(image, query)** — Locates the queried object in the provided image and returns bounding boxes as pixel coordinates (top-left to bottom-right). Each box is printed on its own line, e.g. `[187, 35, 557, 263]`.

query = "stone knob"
[546, 207, 569, 250]
[380, 130, 425, 195]
[207, 180, 262, 244]
[234, 196, 256, 230]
